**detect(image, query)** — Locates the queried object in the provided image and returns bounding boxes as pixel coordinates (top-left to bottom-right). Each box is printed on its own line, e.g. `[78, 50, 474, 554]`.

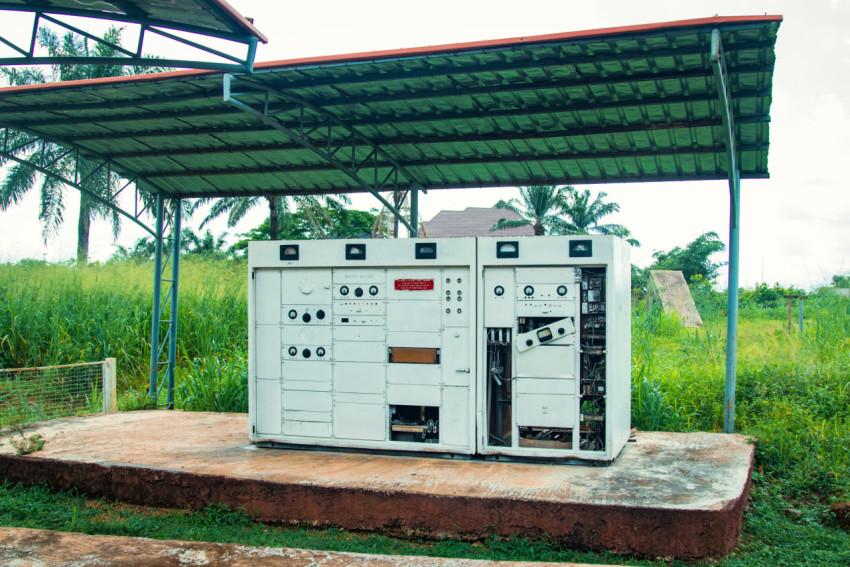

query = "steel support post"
[724, 170, 740, 433]
[166, 199, 182, 409]
[410, 185, 419, 237]
[711, 29, 742, 434]
[148, 194, 164, 401]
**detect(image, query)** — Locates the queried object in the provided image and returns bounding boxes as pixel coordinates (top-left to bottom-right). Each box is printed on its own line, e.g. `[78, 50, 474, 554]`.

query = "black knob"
[302, 348, 311, 358]
[288, 309, 297, 319]
[288, 347, 297, 356]
[557, 285, 568, 296]
[354, 287, 364, 297]
[340, 285, 349, 296]
[302, 313, 311, 323]
[526, 339, 533, 346]
[558, 327, 565, 335]
[317, 347, 326, 357]
[524, 285, 534, 296]
[369, 285, 378, 296]
[316, 309, 325, 320]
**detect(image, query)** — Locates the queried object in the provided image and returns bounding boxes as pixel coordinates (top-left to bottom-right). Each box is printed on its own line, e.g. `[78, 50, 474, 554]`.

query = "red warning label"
[394, 279, 435, 291]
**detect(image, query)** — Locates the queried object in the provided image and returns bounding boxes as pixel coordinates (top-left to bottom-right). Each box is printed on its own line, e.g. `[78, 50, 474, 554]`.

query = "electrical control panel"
[249, 235, 630, 462]
[249, 239, 477, 455]
[477, 237, 631, 461]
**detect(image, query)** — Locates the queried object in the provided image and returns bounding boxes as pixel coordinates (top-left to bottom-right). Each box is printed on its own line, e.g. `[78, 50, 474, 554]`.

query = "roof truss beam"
[0, 4, 260, 72]
[223, 74, 424, 233]
[0, 127, 159, 236]
[143, 143, 768, 180]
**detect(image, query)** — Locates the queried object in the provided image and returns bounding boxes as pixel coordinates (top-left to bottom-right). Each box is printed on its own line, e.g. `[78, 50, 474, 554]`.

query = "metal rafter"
[58, 88, 771, 144]
[0, 127, 159, 236]
[0, 3, 261, 72]
[223, 73, 422, 233]
[3, 66, 772, 130]
[141, 144, 768, 180]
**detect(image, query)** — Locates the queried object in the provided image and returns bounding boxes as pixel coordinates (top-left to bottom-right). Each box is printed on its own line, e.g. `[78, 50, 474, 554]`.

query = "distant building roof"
[421, 207, 535, 238]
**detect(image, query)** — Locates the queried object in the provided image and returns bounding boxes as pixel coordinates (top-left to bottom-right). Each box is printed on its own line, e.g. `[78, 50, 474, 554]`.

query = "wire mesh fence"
[0, 359, 116, 428]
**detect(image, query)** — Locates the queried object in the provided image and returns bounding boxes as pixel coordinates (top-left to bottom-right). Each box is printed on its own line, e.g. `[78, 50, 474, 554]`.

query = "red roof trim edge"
[208, 0, 268, 43]
[0, 14, 781, 95]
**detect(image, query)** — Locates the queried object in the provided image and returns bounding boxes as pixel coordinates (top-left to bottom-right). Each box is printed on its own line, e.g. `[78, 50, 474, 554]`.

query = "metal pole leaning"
[166, 199, 182, 409]
[711, 29, 741, 434]
[149, 193, 164, 402]
[724, 170, 741, 433]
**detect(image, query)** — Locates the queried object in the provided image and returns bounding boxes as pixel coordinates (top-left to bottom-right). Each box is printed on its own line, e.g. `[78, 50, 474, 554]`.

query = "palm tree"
[0, 27, 167, 266]
[490, 185, 572, 236]
[559, 187, 639, 245]
[192, 193, 350, 241]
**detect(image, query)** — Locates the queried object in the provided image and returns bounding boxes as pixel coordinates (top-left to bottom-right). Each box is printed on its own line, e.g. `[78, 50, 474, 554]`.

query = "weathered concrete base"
[0, 411, 754, 559]
[0, 527, 609, 566]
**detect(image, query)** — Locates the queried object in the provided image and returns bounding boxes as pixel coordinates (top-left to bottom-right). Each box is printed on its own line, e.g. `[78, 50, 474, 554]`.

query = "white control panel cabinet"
[249, 238, 478, 455]
[249, 235, 630, 462]
[477, 236, 631, 462]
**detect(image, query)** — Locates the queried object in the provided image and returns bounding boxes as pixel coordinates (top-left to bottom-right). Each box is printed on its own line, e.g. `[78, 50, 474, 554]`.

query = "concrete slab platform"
[0, 411, 754, 559]
[0, 527, 613, 566]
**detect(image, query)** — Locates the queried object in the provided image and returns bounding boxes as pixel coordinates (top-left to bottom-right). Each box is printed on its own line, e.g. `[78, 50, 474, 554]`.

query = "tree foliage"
[491, 185, 570, 236]
[0, 27, 167, 267]
[230, 207, 378, 255]
[491, 185, 638, 245]
[649, 231, 727, 283]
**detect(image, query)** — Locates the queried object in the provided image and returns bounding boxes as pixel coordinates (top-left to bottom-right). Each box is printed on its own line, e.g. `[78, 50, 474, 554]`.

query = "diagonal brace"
[223, 74, 426, 233]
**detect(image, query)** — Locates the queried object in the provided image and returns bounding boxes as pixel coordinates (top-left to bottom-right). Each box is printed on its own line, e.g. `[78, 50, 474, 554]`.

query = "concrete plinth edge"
[0, 452, 751, 559]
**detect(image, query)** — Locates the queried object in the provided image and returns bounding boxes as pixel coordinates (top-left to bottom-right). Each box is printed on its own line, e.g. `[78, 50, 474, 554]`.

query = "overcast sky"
[0, 0, 847, 290]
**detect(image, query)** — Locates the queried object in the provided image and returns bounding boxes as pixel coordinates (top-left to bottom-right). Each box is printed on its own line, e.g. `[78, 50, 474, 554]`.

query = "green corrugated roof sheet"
[0, 15, 781, 199]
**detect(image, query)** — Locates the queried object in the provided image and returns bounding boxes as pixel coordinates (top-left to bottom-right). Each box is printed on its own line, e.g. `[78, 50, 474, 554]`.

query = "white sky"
[0, 0, 848, 290]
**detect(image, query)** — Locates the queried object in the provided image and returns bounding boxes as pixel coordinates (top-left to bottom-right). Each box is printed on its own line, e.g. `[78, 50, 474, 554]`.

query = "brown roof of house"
[421, 207, 535, 238]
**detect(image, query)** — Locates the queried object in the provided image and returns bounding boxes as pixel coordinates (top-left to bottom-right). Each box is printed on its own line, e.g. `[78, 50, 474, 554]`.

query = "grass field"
[0, 259, 848, 565]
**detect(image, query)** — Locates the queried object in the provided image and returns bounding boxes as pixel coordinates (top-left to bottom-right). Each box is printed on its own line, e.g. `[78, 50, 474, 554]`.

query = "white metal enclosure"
[477, 236, 631, 462]
[248, 235, 630, 462]
[248, 238, 478, 455]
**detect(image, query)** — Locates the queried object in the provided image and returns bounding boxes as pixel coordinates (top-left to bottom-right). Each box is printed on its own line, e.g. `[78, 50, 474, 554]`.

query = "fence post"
[103, 358, 117, 413]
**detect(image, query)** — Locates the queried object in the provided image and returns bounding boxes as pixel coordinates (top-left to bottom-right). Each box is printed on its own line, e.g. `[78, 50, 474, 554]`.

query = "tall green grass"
[632, 298, 849, 499]
[2, 258, 847, 500]
[0, 258, 246, 387]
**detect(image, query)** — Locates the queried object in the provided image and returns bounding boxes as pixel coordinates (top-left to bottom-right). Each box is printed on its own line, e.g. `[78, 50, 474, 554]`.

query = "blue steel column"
[166, 199, 182, 409]
[711, 29, 741, 434]
[724, 170, 740, 433]
[148, 194, 164, 401]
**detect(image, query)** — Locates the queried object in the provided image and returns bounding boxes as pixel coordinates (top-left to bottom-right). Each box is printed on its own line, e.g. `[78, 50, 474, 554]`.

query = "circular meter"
[557, 285, 568, 296]
[369, 285, 379, 296]
[288, 347, 297, 356]
[340, 285, 349, 296]
[288, 309, 297, 319]
[316, 347, 326, 357]
[494, 285, 504, 296]
[524, 285, 535, 296]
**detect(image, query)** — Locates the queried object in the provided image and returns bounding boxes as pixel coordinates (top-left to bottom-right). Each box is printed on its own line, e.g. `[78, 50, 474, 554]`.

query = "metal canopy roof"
[0, 15, 781, 200]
